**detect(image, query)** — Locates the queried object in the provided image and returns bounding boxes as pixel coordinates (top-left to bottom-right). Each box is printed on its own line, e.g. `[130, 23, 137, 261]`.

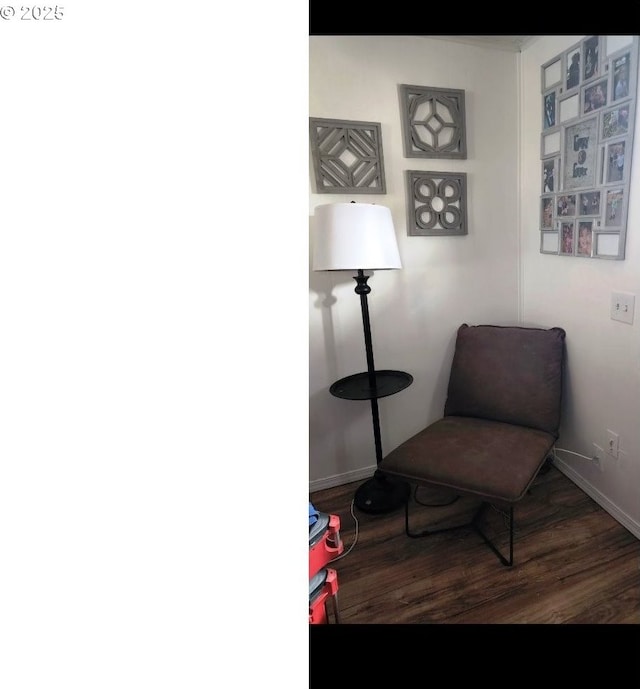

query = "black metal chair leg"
[404, 498, 514, 567]
[471, 504, 513, 567]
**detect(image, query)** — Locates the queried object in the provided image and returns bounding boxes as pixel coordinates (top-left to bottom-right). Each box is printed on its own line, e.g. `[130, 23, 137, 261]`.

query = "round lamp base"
[354, 473, 410, 515]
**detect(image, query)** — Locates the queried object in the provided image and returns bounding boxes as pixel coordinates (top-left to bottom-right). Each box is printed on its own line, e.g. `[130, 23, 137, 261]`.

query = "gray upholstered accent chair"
[378, 323, 566, 566]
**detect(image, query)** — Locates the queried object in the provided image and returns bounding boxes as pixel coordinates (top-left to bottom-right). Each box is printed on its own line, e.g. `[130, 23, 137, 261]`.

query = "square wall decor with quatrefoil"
[309, 117, 386, 194]
[399, 85, 467, 159]
[405, 170, 468, 236]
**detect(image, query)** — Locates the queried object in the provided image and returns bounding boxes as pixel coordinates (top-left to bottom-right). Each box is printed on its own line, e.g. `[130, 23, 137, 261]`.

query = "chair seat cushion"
[380, 416, 556, 504]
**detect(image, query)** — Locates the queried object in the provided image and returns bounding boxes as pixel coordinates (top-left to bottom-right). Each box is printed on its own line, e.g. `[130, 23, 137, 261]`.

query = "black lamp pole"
[352, 270, 410, 514]
[354, 270, 383, 462]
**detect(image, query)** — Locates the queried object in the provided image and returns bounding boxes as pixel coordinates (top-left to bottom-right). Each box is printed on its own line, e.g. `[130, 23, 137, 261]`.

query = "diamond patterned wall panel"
[309, 117, 386, 194]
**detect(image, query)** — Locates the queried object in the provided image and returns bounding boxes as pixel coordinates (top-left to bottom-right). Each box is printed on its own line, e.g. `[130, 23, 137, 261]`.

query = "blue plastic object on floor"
[309, 502, 319, 527]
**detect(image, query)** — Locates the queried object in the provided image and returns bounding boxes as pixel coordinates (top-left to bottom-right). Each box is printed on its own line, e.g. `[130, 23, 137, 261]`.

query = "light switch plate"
[611, 292, 635, 324]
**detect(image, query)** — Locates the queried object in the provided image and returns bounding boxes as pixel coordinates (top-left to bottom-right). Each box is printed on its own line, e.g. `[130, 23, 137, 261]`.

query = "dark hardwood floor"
[309, 464, 640, 625]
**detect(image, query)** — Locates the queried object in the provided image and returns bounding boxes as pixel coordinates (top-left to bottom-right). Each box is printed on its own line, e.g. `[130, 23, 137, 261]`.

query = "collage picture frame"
[539, 35, 639, 260]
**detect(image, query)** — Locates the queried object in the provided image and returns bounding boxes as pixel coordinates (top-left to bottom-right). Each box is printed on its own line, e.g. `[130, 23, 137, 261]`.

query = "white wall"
[521, 36, 640, 537]
[309, 37, 521, 489]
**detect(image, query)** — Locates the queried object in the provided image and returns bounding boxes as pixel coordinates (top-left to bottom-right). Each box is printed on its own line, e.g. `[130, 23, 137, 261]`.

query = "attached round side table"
[330, 369, 413, 514]
[330, 370, 413, 400]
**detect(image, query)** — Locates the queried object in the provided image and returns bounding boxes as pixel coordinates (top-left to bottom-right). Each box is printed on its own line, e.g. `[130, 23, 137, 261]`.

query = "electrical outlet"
[593, 443, 605, 472]
[611, 292, 635, 324]
[606, 430, 619, 458]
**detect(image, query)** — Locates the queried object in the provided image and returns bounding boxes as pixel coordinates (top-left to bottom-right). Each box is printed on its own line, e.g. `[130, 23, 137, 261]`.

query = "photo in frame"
[566, 46, 581, 90]
[562, 117, 598, 191]
[602, 104, 630, 139]
[583, 36, 599, 81]
[583, 78, 608, 114]
[578, 191, 601, 216]
[542, 158, 556, 193]
[544, 91, 557, 129]
[604, 188, 624, 227]
[557, 194, 576, 217]
[612, 52, 631, 102]
[577, 220, 593, 257]
[541, 196, 554, 229]
[605, 140, 626, 183]
[560, 221, 575, 255]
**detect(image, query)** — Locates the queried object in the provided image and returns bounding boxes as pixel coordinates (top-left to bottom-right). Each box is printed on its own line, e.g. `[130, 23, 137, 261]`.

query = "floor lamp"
[313, 202, 412, 514]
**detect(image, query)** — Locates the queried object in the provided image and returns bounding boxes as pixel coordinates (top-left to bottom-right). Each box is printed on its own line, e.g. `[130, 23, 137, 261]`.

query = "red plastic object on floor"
[309, 512, 343, 624]
[309, 568, 339, 624]
[309, 513, 343, 577]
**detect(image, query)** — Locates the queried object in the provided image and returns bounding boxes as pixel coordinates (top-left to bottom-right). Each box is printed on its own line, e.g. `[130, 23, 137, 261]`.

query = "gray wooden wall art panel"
[399, 85, 467, 159]
[309, 117, 386, 194]
[405, 170, 468, 236]
[539, 35, 639, 260]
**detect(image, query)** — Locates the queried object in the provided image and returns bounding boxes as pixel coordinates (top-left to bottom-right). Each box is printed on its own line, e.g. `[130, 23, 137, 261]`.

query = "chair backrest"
[443, 324, 566, 437]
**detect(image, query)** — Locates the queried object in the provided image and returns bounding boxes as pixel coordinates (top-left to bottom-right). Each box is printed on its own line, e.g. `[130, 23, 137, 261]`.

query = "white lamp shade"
[312, 202, 402, 271]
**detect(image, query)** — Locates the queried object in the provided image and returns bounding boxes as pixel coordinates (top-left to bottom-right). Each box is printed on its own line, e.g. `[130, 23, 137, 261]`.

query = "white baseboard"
[309, 465, 375, 493]
[553, 457, 640, 540]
